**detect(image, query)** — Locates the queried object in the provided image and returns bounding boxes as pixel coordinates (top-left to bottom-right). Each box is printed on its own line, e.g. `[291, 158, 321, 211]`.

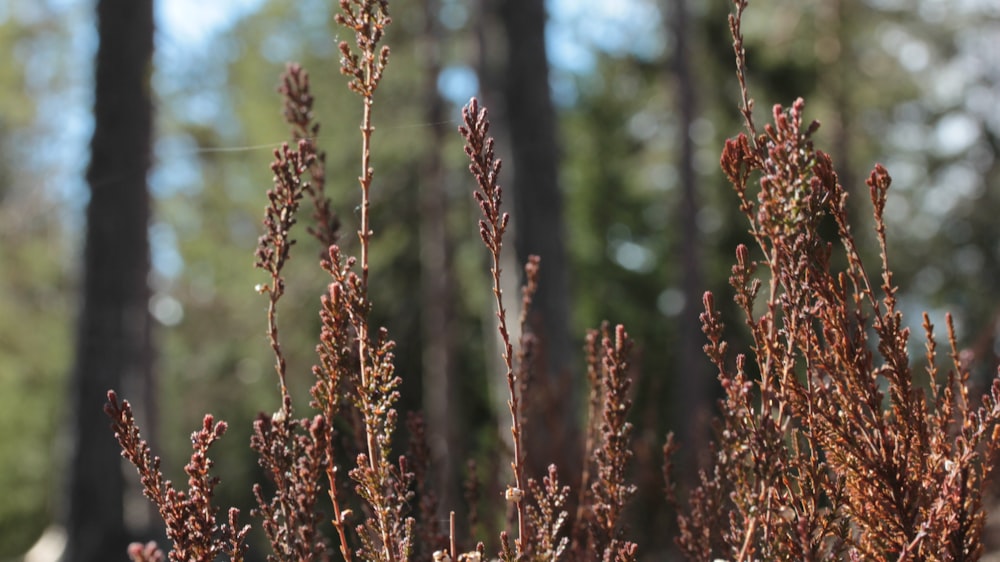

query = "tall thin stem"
[337, 1, 396, 558]
[358, 97, 377, 476]
[459, 98, 529, 555]
[255, 142, 311, 420]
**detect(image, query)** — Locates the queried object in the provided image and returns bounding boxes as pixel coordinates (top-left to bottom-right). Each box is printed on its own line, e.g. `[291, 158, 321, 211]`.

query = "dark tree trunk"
[419, 0, 459, 513]
[668, 0, 711, 486]
[472, 0, 525, 506]
[823, 0, 855, 199]
[64, 0, 154, 559]
[496, 0, 578, 478]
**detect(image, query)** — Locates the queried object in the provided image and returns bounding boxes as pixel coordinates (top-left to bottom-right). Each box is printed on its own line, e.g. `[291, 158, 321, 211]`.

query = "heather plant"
[672, 1, 1000, 560]
[101, 0, 1000, 560]
[104, 0, 639, 560]
[458, 99, 641, 561]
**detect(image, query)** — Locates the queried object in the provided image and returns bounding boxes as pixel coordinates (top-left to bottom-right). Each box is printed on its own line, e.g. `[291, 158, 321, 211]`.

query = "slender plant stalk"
[255, 141, 312, 419]
[339, 0, 386, 480]
[328, 463, 353, 562]
[278, 61, 356, 562]
[458, 98, 529, 556]
[358, 99, 376, 475]
[336, 2, 405, 560]
[728, 0, 758, 143]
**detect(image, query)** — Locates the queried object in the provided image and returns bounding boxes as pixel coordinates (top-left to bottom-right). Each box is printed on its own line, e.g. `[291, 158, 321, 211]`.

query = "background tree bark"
[64, 0, 154, 559]
[496, 0, 578, 479]
[419, 0, 459, 513]
[668, 0, 711, 487]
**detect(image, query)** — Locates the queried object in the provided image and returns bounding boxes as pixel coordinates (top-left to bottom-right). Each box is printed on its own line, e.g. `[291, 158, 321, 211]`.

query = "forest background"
[1, 0, 999, 559]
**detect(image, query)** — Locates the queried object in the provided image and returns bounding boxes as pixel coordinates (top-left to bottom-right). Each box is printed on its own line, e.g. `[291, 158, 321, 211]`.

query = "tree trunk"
[822, 0, 856, 202]
[496, 0, 578, 480]
[419, 0, 459, 514]
[668, 0, 711, 486]
[64, 0, 154, 559]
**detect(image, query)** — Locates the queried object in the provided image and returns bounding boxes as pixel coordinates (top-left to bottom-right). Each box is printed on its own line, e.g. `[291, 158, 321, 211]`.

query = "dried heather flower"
[255, 139, 314, 409]
[676, 3, 1000, 558]
[459, 97, 529, 557]
[527, 464, 570, 560]
[105, 391, 249, 562]
[590, 325, 638, 560]
[127, 541, 165, 562]
[250, 413, 332, 561]
[278, 63, 339, 249]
